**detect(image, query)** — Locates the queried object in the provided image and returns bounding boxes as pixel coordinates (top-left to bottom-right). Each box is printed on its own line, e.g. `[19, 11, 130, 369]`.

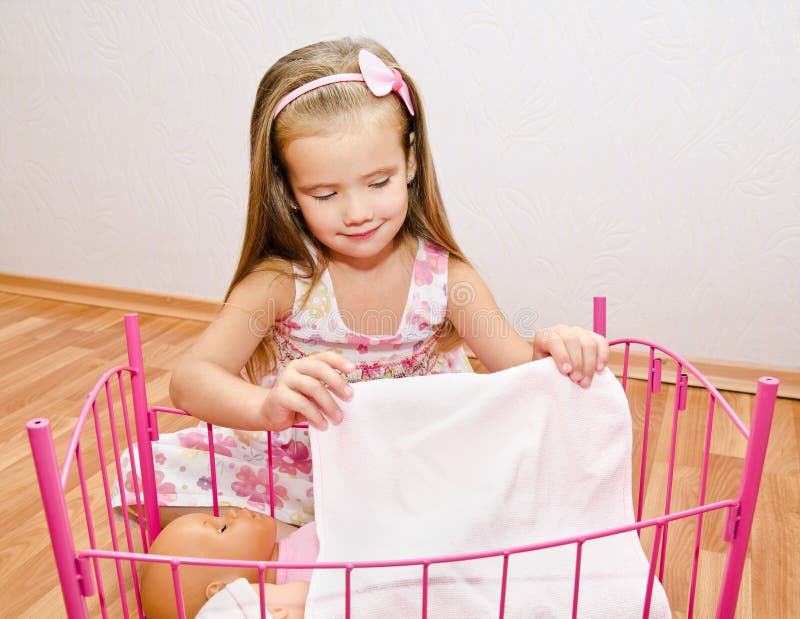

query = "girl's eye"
[370, 177, 391, 189]
[313, 192, 336, 201]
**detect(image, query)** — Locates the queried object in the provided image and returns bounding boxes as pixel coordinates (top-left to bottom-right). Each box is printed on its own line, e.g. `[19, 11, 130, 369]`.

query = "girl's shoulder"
[445, 254, 482, 310]
[231, 257, 295, 320]
[250, 255, 295, 278]
[444, 249, 469, 278]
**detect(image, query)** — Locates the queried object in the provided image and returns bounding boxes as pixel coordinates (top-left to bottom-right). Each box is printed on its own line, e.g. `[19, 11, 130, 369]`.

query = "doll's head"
[232, 36, 467, 379]
[140, 507, 278, 619]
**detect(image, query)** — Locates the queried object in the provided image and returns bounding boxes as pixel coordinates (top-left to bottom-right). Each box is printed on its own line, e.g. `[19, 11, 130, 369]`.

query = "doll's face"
[141, 508, 278, 619]
[158, 507, 277, 559]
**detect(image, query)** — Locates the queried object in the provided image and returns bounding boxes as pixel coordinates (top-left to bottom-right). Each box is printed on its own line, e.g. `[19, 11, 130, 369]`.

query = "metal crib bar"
[658, 362, 684, 581]
[266, 423, 309, 519]
[345, 565, 353, 618]
[572, 541, 584, 619]
[257, 568, 267, 619]
[82, 411, 109, 619]
[206, 422, 221, 517]
[422, 562, 430, 618]
[622, 342, 631, 392]
[150, 405, 187, 415]
[268, 430, 276, 518]
[687, 392, 717, 619]
[651, 357, 662, 393]
[125, 314, 161, 545]
[592, 296, 606, 337]
[636, 346, 656, 524]
[717, 377, 779, 618]
[170, 561, 188, 619]
[610, 337, 749, 439]
[642, 522, 664, 619]
[497, 553, 510, 619]
[93, 394, 131, 618]
[107, 375, 145, 616]
[26, 418, 91, 619]
[117, 371, 149, 553]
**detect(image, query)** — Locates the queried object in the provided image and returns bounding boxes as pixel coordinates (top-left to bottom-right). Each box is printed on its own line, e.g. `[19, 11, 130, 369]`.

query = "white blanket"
[307, 359, 671, 618]
[196, 578, 261, 618]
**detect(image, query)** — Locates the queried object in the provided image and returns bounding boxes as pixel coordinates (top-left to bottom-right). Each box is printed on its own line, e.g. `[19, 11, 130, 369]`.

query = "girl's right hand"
[258, 352, 356, 431]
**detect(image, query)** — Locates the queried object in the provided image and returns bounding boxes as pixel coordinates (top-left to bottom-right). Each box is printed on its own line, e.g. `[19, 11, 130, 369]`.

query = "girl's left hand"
[532, 325, 609, 388]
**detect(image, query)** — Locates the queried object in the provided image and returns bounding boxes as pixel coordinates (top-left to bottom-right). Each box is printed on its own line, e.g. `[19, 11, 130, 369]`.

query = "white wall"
[2, 1, 798, 368]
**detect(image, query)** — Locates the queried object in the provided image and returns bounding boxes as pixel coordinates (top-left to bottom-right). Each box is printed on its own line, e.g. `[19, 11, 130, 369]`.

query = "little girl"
[153, 36, 608, 526]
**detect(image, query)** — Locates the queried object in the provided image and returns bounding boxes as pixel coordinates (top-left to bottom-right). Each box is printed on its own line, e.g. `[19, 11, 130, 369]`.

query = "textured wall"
[1, 2, 798, 368]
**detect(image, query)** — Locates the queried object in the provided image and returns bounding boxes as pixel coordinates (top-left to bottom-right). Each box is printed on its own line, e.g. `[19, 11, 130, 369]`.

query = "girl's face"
[282, 116, 416, 268]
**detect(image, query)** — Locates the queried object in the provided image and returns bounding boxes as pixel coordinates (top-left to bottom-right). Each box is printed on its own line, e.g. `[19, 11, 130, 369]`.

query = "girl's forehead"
[276, 98, 406, 151]
[297, 106, 401, 145]
[283, 121, 406, 181]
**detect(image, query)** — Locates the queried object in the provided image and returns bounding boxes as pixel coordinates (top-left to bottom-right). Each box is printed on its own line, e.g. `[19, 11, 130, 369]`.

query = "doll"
[140, 507, 317, 619]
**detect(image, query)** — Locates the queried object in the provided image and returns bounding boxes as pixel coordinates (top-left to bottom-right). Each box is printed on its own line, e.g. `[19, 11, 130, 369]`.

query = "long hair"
[231, 37, 466, 381]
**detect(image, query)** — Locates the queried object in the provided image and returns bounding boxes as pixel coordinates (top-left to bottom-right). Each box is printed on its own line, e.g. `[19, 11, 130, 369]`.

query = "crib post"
[593, 296, 606, 337]
[27, 419, 90, 619]
[125, 314, 162, 544]
[716, 376, 779, 618]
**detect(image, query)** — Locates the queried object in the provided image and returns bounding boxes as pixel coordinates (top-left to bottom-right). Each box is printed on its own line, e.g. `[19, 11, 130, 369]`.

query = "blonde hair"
[231, 36, 466, 381]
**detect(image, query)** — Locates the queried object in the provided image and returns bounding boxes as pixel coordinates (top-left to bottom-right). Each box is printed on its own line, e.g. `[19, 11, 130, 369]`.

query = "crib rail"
[27, 315, 155, 619]
[27, 303, 778, 619]
[593, 297, 778, 617]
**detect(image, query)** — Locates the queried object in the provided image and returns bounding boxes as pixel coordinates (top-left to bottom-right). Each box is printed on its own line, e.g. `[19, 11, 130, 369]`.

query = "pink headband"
[272, 49, 415, 119]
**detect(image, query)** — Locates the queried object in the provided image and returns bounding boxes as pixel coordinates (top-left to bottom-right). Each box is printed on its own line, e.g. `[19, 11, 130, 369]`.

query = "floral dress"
[118, 238, 472, 525]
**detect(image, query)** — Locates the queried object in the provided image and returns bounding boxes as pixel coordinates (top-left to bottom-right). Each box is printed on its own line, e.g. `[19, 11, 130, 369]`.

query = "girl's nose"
[342, 194, 373, 226]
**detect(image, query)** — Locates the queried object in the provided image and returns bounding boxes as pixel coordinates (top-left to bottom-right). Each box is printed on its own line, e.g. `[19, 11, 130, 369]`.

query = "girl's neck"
[327, 232, 414, 278]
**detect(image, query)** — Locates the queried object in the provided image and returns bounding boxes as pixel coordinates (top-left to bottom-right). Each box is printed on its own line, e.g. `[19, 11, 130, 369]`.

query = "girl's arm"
[169, 268, 352, 431]
[446, 260, 608, 387]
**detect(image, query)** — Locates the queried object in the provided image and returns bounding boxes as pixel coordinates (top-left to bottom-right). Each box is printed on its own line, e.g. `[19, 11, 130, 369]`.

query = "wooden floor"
[1, 292, 798, 618]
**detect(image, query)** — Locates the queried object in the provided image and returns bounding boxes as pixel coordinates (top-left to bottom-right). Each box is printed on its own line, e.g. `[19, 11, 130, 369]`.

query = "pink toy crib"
[26, 297, 779, 618]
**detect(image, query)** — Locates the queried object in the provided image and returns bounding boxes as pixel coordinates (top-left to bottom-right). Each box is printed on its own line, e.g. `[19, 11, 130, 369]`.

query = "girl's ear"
[406, 132, 417, 184]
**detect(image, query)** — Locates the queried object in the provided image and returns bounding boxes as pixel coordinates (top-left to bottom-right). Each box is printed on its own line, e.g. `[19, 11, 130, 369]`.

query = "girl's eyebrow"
[360, 165, 397, 179]
[297, 166, 398, 192]
[297, 181, 336, 192]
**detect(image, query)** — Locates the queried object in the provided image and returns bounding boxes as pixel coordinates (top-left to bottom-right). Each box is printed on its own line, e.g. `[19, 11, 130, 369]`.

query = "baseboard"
[468, 349, 798, 399]
[0, 272, 221, 322]
[604, 349, 799, 399]
[3, 271, 797, 398]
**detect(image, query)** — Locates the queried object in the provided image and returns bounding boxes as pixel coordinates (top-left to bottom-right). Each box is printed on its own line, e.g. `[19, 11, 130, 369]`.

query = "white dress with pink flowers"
[118, 238, 472, 525]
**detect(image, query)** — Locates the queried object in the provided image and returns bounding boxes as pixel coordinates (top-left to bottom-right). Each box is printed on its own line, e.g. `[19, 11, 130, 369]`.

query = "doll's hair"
[230, 36, 465, 381]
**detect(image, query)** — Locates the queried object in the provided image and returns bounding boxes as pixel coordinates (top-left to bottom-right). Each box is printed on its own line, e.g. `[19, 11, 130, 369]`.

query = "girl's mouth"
[345, 225, 380, 240]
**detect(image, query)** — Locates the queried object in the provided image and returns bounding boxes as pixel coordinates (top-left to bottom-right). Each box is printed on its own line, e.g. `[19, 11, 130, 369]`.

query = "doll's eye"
[219, 524, 227, 533]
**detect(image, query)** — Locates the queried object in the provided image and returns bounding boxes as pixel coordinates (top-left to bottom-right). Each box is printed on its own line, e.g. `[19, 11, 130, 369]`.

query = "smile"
[344, 225, 381, 240]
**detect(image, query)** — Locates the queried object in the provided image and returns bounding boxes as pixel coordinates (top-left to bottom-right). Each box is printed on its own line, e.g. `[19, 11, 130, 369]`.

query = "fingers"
[302, 351, 356, 401]
[541, 329, 572, 376]
[297, 373, 345, 425]
[542, 325, 609, 389]
[277, 353, 356, 430]
[578, 337, 596, 388]
[279, 387, 334, 431]
[595, 335, 609, 372]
